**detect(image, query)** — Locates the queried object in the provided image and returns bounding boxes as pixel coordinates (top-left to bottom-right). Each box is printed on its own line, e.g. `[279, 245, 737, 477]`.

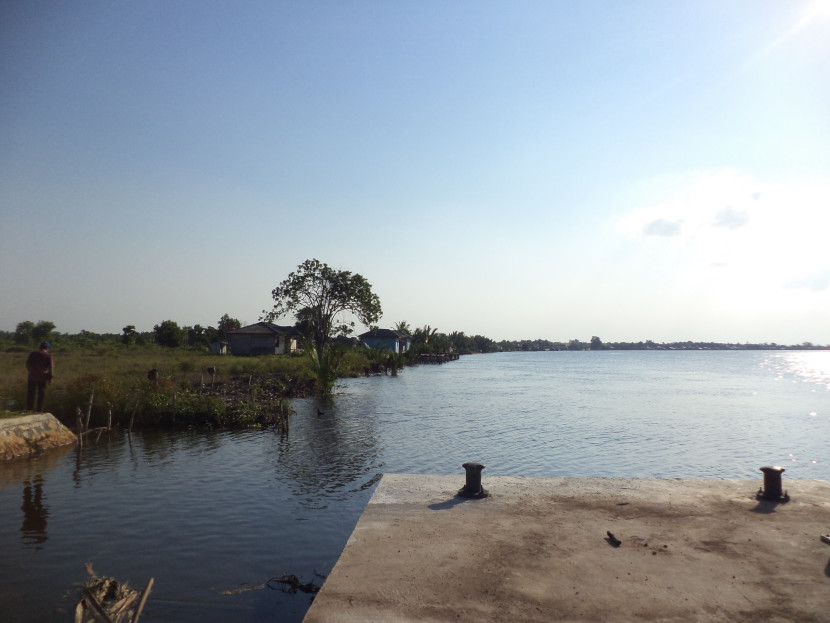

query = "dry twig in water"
[75, 563, 154, 623]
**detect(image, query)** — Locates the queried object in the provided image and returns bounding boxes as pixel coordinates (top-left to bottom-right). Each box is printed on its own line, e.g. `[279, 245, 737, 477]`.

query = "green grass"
[0, 346, 310, 428]
[0, 343, 392, 428]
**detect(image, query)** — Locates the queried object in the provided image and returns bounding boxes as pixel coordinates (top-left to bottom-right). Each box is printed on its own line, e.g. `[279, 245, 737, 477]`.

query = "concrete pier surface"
[304, 474, 830, 623]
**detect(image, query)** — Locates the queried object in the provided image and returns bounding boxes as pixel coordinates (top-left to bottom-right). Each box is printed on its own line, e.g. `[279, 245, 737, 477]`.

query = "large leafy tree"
[263, 259, 382, 357]
[32, 321, 55, 344]
[14, 321, 35, 345]
[153, 320, 183, 348]
[412, 325, 438, 345]
[13, 320, 55, 345]
[122, 325, 137, 345]
[184, 324, 207, 346]
[217, 314, 241, 339]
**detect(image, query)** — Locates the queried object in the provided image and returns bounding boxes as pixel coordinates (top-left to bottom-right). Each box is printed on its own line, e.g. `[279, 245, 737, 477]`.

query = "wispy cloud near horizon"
[786, 270, 830, 291]
[644, 219, 684, 236]
[713, 206, 750, 230]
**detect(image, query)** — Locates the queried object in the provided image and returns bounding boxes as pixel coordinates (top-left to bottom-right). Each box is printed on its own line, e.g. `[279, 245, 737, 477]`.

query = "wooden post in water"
[106, 402, 112, 430]
[76, 407, 83, 446]
[85, 385, 95, 430]
[133, 577, 154, 623]
[128, 399, 138, 434]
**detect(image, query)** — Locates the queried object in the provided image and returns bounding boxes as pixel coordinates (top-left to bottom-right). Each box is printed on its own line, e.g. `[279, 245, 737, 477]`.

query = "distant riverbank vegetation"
[494, 336, 829, 352]
[1, 318, 826, 431]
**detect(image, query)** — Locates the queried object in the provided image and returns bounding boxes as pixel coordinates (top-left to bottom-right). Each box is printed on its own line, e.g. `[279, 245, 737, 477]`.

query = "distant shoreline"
[493, 339, 829, 352]
[1, 326, 828, 355]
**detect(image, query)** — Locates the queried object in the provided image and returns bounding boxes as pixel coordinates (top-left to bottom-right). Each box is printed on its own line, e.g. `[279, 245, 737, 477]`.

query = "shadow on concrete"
[605, 532, 622, 548]
[749, 498, 789, 514]
[428, 495, 480, 511]
[825, 557, 830, 579]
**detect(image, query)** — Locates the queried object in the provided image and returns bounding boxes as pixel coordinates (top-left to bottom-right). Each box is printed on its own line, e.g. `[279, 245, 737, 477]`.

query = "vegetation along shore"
[1, 319, 826, 433]
[3, 259, 826, 432]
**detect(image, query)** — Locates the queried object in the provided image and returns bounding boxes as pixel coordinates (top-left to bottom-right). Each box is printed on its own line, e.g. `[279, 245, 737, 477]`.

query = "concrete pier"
[0, 413, 77, 460]
[304, 474, 830, 622]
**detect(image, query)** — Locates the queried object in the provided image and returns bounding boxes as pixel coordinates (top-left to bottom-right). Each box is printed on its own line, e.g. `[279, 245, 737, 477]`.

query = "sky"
[2, 1, 829, 344]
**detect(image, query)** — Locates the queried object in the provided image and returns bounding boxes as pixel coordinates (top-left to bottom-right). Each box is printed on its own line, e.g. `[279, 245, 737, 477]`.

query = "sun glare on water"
[772, 352, 830, 392]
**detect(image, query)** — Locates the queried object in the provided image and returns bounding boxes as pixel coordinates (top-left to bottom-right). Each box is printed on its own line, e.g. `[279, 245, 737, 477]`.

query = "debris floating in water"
[220, 572, 326, 597]
[75, 563, 154, 623]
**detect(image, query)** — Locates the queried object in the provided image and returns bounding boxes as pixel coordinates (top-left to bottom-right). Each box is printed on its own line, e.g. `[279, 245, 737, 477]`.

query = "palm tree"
[412, 325, 438, 344]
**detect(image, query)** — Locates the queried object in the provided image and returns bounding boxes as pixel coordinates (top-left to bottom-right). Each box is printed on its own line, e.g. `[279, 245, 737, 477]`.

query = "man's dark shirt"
[26, 350, 53, 382]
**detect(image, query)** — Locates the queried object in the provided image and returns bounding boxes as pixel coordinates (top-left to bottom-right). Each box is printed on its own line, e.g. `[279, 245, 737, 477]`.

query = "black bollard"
[458, 462, 489, 498]
[757, 465, 789, 502]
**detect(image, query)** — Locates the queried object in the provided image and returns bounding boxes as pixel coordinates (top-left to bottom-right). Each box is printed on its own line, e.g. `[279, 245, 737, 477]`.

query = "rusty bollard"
[757, 465, 789, 502]
[458, 462, 489, 498]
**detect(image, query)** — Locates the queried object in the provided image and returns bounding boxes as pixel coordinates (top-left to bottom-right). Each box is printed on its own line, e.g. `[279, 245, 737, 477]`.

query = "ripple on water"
[2, 350, 828, 623]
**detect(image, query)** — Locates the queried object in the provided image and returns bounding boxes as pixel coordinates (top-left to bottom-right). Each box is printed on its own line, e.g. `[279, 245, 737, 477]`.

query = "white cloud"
[643, 218, 684, 236]
[787, 269, 830, 292]
[616, 170, 830, 292]
[713, 206, 749, 230]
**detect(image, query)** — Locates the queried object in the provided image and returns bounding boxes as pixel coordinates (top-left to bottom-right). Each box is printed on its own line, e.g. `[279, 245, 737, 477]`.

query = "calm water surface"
[1, 351, 828, 621]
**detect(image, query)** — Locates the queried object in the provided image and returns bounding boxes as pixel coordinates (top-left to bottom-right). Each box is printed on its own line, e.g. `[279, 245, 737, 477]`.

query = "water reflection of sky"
[335, 351, 830, 481]
[2, 351, 829, 623]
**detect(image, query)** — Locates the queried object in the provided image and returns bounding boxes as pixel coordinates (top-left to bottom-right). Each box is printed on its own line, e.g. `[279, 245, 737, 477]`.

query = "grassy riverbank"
[0, 344, 385, 429]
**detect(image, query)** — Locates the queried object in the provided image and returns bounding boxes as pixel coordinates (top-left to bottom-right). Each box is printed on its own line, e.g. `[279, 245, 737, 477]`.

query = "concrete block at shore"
[305, 474, 830, 623]
[0, 413, 77, 460]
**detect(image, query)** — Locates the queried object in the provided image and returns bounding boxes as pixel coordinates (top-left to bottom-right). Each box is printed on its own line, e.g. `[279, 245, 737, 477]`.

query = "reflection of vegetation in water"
[20, 476, 49, 549]
[270, 400, 383, 507]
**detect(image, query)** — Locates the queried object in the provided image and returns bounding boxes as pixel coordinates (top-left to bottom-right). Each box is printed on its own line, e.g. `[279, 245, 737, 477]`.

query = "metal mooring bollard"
[458, 462, 489, 498]
[757, 465, 789, 502]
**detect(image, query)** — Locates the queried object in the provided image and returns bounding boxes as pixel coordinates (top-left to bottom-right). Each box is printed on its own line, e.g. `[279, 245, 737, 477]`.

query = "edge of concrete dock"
[305, 474, 830, 622]
[0, 413, 77, 460]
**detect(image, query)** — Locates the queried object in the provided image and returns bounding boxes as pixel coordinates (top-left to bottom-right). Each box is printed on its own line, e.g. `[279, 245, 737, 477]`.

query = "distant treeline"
[1, 316, 243, 351]
[495, 337, 829, 352]
[1, 320, 827, 354]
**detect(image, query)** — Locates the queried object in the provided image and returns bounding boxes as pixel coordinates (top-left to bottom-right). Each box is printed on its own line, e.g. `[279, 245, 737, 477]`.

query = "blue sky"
[2, 1, 829, 343]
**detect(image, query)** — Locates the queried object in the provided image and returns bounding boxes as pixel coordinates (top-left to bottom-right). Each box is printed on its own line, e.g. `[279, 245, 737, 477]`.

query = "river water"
[1, 350, 828, 621]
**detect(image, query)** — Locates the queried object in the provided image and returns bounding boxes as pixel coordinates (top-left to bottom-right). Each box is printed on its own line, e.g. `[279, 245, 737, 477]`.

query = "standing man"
[26, 341, 54, 412]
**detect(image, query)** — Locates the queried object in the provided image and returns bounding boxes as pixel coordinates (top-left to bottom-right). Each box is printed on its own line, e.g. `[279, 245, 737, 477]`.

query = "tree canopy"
[263, 259, 382, 356]
[153, 320, 183, 348]
[122, 325, 137, 345]
[15, 320, 55, 345]
[217, 314, 241, 339]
